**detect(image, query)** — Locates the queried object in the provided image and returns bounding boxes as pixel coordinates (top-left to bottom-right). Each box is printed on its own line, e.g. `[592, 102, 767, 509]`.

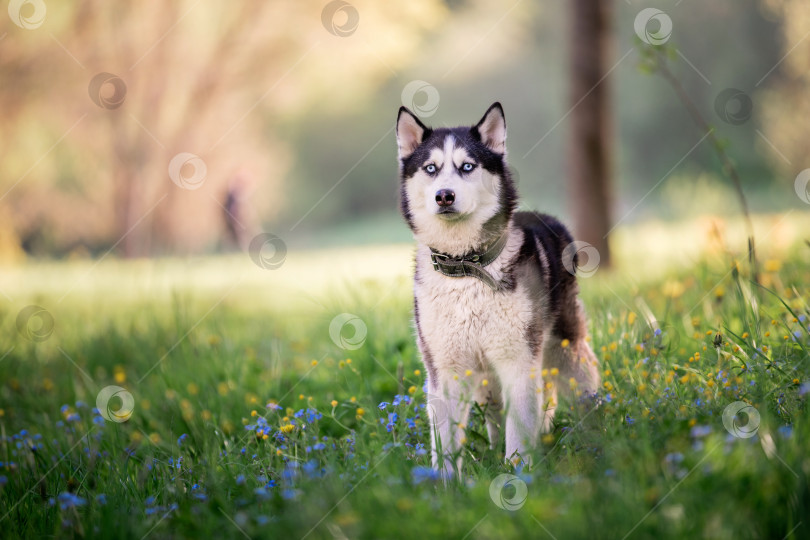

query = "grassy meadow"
[1, 214, 810, 539]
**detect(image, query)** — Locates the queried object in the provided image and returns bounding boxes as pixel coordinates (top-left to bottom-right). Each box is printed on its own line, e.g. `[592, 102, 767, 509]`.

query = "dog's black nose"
[435, 189, 455, 207]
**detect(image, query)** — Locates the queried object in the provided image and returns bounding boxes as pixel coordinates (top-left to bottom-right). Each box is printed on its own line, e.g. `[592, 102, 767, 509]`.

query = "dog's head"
[396, 102, 517, 256]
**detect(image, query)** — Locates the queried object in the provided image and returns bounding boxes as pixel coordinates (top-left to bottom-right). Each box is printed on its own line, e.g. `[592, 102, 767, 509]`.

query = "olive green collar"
[428, 232, 509, 291]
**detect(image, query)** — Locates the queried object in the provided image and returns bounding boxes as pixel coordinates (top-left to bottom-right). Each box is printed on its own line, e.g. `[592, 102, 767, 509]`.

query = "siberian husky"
[395, 102, 600, 475]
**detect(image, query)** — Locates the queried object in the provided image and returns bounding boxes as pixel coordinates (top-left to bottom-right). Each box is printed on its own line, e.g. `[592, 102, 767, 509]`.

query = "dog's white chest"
[414, 241, 537, 371]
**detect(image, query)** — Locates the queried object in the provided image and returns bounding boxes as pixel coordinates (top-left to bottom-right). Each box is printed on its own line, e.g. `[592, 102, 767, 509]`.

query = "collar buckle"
[430, 251, 449, 271]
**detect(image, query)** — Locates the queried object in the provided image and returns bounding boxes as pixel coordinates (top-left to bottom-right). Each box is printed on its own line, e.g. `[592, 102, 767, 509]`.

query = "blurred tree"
[0, 0, 445, 256]
[567, 0, 614, 267]
[759, 0, 810, 174]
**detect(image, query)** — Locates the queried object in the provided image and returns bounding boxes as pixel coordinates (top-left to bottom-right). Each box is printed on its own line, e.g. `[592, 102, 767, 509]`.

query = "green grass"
[1, 223, 809, 539]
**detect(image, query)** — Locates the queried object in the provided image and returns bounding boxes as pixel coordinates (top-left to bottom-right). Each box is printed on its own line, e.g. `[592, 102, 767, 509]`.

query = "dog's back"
[513, 211, 581, 341]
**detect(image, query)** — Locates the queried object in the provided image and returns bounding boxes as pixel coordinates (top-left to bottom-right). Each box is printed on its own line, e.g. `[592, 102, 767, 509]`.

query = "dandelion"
[464, 369, 472, 377]
[330, 400, 338, 408]
[408, 385, 416, 394]
[662, 280, 685, 298]
[356, 408, 365, 417]
[764, 260, 782, 273]
[414, 369, 421, 376]
[482, 379, 489, 387]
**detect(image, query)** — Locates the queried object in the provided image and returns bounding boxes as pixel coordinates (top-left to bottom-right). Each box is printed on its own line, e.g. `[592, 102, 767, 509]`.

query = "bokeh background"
[1, 0, 808, 266]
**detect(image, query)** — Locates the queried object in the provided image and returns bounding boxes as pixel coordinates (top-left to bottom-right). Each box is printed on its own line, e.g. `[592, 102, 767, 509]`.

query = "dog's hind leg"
[545, 284, 601, 392]
[542, 300, 601, 420]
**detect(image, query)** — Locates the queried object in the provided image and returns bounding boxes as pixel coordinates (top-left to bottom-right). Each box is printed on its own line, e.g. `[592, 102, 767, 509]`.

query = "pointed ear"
[473, 102, 506, 154]
[396, 107, 428, 160]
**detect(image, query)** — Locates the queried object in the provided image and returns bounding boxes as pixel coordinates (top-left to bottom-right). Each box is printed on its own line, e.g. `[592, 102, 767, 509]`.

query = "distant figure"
[222, 171, 253, 251]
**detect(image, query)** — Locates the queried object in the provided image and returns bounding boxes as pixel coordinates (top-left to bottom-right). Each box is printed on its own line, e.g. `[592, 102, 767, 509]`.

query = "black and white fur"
[396, 102, 600, 475]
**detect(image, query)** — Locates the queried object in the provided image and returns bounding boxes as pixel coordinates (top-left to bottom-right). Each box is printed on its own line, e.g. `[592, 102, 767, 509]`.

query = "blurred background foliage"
[0, 0, 806, 260]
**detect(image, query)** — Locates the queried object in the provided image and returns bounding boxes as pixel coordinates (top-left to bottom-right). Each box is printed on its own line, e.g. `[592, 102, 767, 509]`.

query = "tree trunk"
[567, 0, 613, 268]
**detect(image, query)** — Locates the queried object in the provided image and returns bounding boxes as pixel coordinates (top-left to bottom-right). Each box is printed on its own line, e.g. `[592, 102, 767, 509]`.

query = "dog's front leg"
[499, 362, 539, 467]
[426, 372, 471, 480]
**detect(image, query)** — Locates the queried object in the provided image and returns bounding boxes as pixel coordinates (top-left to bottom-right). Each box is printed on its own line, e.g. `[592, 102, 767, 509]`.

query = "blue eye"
[461, 162, 475, 172]
[425, 164, 437, 174]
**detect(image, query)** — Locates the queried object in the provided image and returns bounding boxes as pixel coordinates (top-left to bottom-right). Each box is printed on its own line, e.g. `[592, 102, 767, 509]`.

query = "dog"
[395, 102, 600, 475]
